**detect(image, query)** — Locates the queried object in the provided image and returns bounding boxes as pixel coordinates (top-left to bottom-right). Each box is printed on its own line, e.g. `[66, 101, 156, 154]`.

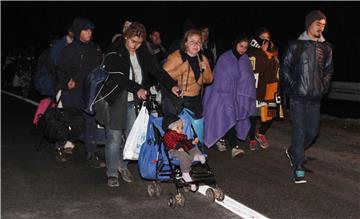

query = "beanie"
[305, 10, 327, 29]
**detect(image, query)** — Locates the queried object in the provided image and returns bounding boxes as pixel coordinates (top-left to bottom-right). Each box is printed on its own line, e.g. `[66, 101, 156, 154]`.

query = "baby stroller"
[138, 108, 224, 207]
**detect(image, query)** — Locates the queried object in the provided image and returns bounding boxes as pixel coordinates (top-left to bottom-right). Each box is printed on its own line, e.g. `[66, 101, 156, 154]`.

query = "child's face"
[174, 120, 184, 134]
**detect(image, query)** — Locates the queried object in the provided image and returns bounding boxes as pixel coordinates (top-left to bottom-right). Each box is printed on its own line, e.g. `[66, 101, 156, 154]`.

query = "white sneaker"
[231, 146, 245, 158]
[64, 141, 75, 149]
[194, 154, 206, 164]
[216, 139, 227, 151]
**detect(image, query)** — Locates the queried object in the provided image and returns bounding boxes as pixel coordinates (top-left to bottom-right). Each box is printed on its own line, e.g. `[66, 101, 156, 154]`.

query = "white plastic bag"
[123, 105, 149, 160]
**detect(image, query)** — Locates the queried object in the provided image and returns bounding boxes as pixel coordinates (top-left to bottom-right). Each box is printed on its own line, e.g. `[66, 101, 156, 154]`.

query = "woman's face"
[185, 34, 202, 57]
[236, 41, 249, 55]
[125, 36, 144, 54]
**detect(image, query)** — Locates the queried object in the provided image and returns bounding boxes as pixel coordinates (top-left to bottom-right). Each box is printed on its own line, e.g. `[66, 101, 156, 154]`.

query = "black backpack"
[36, 102, 84, 150]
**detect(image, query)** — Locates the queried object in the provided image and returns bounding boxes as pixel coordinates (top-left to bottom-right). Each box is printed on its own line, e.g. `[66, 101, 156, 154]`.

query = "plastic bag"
[123, 105, 149, 160]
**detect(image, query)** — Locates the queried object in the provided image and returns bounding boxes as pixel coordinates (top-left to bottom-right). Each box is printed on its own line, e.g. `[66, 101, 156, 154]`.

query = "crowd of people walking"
[2, 10, 333, 185]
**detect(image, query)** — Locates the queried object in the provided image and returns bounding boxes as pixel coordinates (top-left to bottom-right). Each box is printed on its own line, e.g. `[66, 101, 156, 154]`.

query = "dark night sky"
[2, 1, 360, 82]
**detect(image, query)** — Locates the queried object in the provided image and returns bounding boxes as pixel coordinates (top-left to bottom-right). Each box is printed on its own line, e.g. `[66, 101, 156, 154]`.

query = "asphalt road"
[1, 92, 360, 219]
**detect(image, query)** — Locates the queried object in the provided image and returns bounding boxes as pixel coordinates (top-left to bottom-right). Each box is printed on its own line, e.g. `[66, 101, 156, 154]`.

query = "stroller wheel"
[206, 188, 215, 203]
[147, 184, 156, 197]
[191, 184, 199, 193]
[215, 187, 225, 201]
[183, 185, 191, 193]
[168, 195, 176, 208]
[155, 183, 162, 197]
[175, 192, 185, 207]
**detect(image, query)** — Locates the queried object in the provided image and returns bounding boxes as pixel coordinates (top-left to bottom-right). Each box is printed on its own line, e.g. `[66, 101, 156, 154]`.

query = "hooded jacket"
[57, 18, 101, 100]
[280, 31, 333, 100]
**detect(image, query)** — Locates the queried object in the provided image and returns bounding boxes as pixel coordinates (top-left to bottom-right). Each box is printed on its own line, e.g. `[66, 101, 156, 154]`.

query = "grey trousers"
[169, 147, 202, 173]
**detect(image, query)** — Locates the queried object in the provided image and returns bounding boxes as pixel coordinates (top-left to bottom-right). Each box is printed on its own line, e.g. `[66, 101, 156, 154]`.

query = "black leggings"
[249, 116, 272, 140]
[224, 126, 247, 149]
[161, 93, 202, 118]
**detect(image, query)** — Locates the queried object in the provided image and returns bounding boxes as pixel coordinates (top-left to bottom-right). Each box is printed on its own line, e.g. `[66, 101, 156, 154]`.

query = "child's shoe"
[194, 154, 206, 164]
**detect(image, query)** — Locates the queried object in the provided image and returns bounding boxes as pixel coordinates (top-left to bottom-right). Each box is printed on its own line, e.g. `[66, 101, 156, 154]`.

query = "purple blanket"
[203, 50, 256, 147]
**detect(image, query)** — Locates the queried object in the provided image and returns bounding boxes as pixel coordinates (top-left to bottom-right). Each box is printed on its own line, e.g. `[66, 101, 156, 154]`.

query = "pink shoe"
[255, 133, 270, 149]
[248, 140, 258, 151]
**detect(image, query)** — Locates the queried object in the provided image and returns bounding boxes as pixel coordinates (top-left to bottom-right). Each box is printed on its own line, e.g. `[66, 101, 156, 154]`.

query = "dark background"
[2, 1, 360, 82]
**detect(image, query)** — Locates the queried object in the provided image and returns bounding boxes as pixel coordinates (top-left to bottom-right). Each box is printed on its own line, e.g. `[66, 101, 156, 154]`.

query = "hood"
[298, 31, 325, 42]
[73, 18, 95, 41]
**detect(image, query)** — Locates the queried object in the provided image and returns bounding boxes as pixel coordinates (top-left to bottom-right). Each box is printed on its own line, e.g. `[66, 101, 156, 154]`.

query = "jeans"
[60, 90, 97, 153]
[105, 101, 137, 177]
[288, 98, 320, 166]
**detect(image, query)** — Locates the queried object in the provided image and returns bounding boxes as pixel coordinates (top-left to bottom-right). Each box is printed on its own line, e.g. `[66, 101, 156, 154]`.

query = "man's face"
[125, 36, 144, 54]
[201, 28, 209, 42]
[79, 29, 92, 43]
[151, 31, 161, 45]
[308, 19, 326, 39]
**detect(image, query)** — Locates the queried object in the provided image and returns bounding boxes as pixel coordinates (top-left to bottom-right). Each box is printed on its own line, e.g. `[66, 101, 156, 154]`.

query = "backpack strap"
[100, 51, 119, 68]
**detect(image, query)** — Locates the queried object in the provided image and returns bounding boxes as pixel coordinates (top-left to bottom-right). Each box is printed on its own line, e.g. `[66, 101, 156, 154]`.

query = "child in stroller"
[162, 115, 206, 192]
[139, 108, 224, 207]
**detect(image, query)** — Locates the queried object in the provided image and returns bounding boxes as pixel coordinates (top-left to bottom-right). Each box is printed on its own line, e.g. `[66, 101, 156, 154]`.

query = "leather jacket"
[281, 37, 333, 100]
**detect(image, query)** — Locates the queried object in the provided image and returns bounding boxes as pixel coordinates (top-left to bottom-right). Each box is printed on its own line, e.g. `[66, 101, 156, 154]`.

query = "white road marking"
[198, 185, 269, 219]
[1, 90, 39, 106]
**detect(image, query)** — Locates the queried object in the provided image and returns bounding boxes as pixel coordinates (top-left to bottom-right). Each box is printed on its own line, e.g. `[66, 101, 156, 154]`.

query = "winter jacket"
[280, 31, 333, 100]
[202, 40, 217, 70]
[163, 50, 213, 97]
[98, 37, 177, 130]
[57, 41, 102, 96]
[163, 130, 194, 152]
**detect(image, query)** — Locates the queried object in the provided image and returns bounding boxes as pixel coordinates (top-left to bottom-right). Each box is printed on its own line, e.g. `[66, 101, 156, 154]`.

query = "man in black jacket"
[58, 17, 105, 168]
[280, 10, 333, 184]
[98, 22, 181, 187]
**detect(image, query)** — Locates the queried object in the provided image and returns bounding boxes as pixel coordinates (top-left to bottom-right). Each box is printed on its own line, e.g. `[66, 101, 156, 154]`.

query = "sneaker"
[107, 176, 119, 187]
[118, 168, 134, 183]
[231, 146, 245, 158]
[64, 141, 75, 149]
[293, 165, 307, 184]
[248, 140, 258, 151]
[285, 149, 294, 167]
[64, 148, 73, 154]
[255, 133, 269, 149]
[86, 152, 106, 168]
[216, 139, 228, 151]
[194, 154, 206, 164]
[55, 148, 67, 162]
[64, 141, 75, 154]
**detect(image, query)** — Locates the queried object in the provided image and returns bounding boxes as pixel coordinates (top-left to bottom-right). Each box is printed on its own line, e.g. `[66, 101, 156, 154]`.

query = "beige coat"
[163, 50, 213, 97]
